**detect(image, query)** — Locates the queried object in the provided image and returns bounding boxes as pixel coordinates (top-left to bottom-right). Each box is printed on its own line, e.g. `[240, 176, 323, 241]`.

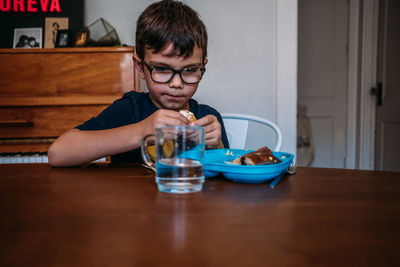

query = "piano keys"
[0, 152, 107, 164]
[0, 152, 48, 164]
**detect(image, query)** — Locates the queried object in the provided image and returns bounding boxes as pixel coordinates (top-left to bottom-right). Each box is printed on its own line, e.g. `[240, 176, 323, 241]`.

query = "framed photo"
[74, 27, 90, 47]
[45, 17, 69, 48]
[55, 30, 72, 47]
[13, 28, 42, 48]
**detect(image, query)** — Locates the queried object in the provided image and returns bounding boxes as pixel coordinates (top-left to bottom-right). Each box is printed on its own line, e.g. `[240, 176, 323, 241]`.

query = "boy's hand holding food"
[190, 114, 224, 149]
[142, 110, 223, 149]
[141, 109, 188, 134]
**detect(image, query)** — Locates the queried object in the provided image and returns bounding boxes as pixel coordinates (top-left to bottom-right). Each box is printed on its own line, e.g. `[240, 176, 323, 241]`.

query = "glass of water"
[141, 126, 205, 193]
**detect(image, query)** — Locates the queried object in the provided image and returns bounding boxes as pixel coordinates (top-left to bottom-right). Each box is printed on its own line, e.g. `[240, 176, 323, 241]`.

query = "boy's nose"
[168, 73, 184, 89]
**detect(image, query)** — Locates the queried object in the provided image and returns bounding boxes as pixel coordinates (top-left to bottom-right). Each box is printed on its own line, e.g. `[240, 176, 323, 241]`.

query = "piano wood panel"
[0, 47, 139, 97]
[0, 47, 140, 154]
[0, 141, 53, 153]
[0, 105, 109, 138]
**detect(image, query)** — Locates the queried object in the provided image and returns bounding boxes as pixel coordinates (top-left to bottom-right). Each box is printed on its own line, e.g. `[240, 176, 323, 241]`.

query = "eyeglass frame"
[141, 61, 206, 84]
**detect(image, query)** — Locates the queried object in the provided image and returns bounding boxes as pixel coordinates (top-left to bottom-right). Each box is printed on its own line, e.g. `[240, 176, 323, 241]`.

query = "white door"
[375, 0, 400, 171]
[298, 0, 349, 168]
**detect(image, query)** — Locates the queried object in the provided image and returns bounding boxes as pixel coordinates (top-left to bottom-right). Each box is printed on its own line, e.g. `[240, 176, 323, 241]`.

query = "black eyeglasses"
[142, 61, 206, 84]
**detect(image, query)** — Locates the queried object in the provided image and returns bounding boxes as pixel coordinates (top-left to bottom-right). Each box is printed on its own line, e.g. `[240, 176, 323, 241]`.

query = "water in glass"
[156, 157, 204, 193]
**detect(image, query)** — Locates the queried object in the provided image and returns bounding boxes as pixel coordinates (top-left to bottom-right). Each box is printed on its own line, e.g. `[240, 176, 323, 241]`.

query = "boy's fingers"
[168, 110, 191, 123]
[164, 117, 188, 126]
[193, 115, 213, 126]
[157, 109, 188, 124]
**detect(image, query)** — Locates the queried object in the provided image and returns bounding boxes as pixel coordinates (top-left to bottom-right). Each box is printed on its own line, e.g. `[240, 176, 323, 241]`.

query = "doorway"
[297, 0, 349, 168]
[374, 0, 400, 171]
[298, 0, 400, 171]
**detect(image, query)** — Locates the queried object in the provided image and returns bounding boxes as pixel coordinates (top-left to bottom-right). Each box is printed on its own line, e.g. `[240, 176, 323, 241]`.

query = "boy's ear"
[132, 54, 145, 79]
[203, 58, 208, 66]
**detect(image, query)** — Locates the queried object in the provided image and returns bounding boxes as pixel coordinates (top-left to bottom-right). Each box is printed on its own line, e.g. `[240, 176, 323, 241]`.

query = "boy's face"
[135, 43, 207, 111]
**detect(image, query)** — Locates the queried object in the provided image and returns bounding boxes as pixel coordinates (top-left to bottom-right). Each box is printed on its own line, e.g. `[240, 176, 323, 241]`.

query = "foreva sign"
[0, 0, 61, 13]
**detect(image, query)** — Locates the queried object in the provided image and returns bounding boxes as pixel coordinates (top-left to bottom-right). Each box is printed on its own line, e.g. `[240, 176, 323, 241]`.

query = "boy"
[48, 0, 229, 167]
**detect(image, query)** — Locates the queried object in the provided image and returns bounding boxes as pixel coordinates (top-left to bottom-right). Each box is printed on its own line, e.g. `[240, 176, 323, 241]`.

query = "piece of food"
[162, 140, 175, 158]
[147, 139, 175, 160]
[147, 145, 156, 161]
[231, 146, 281, 165]
[179, 110, 197, 123]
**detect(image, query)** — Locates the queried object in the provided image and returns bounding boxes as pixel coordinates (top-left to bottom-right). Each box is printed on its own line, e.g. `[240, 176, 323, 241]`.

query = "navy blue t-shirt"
[76, 91, 229, 163]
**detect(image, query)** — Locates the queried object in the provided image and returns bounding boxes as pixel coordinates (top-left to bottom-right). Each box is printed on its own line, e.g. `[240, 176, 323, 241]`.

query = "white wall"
[85, 0, 297, 154]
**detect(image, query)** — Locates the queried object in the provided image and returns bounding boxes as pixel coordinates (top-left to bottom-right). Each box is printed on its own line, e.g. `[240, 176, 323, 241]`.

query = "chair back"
[221, 113, 282, 151]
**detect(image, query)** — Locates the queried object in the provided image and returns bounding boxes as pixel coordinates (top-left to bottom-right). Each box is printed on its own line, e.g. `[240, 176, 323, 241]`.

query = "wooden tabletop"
[0, 164, 399, 266]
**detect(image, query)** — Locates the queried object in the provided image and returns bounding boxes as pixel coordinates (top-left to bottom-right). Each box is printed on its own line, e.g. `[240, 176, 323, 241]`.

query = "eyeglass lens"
[147, 64, 204, 84]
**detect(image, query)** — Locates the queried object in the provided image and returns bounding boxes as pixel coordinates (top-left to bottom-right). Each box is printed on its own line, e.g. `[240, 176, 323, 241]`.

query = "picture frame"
[44, 17, 69, 48]
[13, 28, 42, 48]
[74, 27, 90, 47]
[55, 29, 72, 47]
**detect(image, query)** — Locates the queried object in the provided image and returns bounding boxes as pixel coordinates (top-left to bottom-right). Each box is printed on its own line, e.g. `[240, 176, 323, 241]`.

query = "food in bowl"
[231, 146, 281, 165]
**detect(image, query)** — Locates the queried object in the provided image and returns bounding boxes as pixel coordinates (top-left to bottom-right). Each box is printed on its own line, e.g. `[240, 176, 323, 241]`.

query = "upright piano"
[0, 47, 140, 163]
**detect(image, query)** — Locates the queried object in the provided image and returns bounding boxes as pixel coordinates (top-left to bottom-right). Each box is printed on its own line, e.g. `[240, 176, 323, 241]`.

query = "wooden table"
[0, 164, 399, 266]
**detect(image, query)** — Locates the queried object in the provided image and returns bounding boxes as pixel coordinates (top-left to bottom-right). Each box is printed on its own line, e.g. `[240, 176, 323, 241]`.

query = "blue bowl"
[204, 149, 294, 183]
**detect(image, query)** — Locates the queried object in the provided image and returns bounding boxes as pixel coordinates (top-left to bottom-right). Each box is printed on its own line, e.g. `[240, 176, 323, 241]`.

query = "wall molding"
[276, 0, 298, 156]
[359, 0, 379, 170]
[346, 0, 360, 169]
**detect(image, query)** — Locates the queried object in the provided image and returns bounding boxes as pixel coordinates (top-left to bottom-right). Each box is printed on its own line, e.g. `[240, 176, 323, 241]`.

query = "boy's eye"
[153, 66, 172, 72]
[182, 67, 199, 73]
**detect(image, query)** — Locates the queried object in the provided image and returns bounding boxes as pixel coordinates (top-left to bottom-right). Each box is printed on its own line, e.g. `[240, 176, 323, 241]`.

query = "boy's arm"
[48, 124, 145, 167]
[48, 110, 188, 167]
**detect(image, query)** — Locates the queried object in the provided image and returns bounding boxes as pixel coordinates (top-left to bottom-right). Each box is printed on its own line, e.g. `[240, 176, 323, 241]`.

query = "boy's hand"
[191, 115, 224, 149]
[142, 110, 188, 134]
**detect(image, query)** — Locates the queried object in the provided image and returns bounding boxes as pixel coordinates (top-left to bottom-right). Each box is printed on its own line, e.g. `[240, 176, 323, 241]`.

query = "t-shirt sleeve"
[76, 94, 137, 131]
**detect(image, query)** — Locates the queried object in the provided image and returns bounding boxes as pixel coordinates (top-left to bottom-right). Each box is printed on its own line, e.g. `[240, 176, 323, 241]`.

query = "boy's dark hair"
[136, 0, 208, 62]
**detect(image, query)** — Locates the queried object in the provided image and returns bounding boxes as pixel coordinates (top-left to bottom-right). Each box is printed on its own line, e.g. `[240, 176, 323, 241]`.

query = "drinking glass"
[141, 126, 205, 193]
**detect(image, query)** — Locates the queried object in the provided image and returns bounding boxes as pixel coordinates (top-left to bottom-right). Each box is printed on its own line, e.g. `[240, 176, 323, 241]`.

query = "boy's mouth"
[164, 94, 184, 102]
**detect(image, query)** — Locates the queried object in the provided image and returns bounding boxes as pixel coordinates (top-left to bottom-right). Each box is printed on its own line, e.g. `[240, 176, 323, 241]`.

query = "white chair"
[221, 113, 282, 151]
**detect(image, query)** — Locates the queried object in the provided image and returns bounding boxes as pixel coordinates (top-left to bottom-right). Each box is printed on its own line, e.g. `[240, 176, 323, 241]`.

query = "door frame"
[347, 0, 379, 170]
[276, 0, 298, 157]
